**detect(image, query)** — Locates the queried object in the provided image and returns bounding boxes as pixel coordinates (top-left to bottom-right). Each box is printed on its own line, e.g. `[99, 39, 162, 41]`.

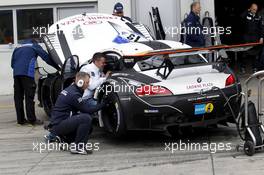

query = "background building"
[0, 0, 236, 94]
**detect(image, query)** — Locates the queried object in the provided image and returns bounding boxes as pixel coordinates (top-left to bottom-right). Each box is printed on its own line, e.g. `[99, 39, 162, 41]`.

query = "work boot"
[30, 119, 43, 126]
[44, 132, 59, 143]
[70, 143, 93, 155]
[17, 119, 30, 126]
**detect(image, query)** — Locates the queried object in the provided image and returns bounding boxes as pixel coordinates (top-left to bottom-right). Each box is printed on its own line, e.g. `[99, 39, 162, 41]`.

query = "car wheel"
[244, 140, 255, 156]
[51, 76, 63, 104]
[41, 79, 53, 117]
[101, 93, 126, 137]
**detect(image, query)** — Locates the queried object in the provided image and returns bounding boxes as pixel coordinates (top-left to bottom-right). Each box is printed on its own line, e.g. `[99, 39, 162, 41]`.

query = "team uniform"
[50, 84, 105, 146]
[80, 63, 107, 100]
[11, 39, 58, 124]
[240, 11, 264, 71]
[183, 11, 205, 47]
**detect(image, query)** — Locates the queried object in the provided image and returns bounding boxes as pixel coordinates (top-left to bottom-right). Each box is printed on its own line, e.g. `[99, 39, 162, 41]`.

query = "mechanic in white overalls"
[80, 52, 111, 106]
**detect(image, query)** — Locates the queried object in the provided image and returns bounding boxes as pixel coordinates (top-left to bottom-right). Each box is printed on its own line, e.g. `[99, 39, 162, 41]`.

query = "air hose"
[212, 86, 245, 140]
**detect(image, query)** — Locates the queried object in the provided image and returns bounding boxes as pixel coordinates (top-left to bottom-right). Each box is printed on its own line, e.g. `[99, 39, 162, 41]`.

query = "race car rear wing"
[122, 42, 263, 68]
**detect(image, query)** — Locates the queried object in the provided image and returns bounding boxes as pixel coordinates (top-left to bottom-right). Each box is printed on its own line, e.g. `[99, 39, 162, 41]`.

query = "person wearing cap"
[113, 2, 132, 23]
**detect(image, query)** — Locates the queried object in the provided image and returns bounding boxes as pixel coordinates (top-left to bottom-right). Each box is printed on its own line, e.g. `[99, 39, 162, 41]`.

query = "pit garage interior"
[215, 0, 264, 45]
[215, 0, 264, 72]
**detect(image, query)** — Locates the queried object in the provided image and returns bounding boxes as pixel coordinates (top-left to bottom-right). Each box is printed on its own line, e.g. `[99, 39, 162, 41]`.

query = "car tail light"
[225, 74, 235, 87]
[135, 85, 173, 97]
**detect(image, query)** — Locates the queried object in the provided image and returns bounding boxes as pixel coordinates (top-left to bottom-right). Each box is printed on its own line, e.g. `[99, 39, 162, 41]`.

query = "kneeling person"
[49, 72, 105, 155]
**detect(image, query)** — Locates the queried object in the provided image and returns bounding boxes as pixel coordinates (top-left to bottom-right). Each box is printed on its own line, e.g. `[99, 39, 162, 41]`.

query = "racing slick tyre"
[244, 140, 255, 156]
[101, 93, 127, 137]
[51, 76, 63, 104]
[41, 78, 53, 117]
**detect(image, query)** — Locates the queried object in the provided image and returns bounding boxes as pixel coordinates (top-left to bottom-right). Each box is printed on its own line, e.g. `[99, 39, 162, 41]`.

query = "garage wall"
[57, 5, 97, 20]
[0, 0, 96, 7]
[0, 50, 14, 94]
[133, 0, 181, 41]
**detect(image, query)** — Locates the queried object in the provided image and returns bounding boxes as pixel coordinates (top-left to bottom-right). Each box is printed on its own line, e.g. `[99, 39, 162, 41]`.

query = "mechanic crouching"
[48, 72, 106, 155]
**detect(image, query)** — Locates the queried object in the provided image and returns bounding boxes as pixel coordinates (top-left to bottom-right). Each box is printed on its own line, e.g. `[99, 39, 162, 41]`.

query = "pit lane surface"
[0, 76, 263, 175]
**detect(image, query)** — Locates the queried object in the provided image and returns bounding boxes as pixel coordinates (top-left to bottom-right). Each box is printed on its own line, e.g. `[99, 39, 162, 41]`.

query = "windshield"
[137, 54, 207, 71]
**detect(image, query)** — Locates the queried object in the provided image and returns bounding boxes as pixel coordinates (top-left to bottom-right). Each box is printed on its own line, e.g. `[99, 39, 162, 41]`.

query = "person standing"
[240, 3, 264, 73]
[183, 2, 205, 47]
[112, 2, 132, 23]
[258, 8, 264, 70]
[11, 39, 58, 125]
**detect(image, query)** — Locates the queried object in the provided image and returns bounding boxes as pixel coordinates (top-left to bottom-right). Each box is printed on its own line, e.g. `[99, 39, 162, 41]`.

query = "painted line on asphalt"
[0, 105, 14, 109]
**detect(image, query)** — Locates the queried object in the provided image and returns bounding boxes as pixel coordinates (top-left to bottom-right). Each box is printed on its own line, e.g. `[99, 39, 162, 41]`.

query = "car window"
[137, 54, 207, 71]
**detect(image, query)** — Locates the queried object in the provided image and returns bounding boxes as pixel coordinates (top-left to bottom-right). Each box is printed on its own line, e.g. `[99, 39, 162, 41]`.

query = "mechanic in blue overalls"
[80, 52, 111, 106]
[11, 39, 58, 125]
[48, 72, 106, 155]
[183, 2, 205, 47]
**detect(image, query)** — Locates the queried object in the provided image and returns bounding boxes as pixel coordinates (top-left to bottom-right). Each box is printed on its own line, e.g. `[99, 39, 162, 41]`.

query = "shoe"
[17, 119, 30, 126]
[70, 143, 93, 155]
[17, 123, 25, 126]
[30, 119, 43, 126]
[44, 133, 59, 143]
[70, 147, 89, 155]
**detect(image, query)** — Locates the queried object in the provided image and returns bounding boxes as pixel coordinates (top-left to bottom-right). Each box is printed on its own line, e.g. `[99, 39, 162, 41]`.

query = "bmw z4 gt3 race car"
[38, 13, 261, 137]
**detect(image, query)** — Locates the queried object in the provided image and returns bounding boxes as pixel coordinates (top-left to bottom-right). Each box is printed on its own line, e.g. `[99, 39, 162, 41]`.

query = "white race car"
[39, 13, 259, 137]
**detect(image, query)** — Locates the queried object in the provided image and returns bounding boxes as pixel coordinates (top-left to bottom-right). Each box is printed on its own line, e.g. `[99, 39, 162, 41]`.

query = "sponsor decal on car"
[205, 103, 214, 113]
[194, 103, 214, 115]
[187, 95, 220, 102]
[187, 82, 213, 90]
[124, 58, 134, 63]
[60, 15, 118, 26]
[144, 109, 159, 113]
